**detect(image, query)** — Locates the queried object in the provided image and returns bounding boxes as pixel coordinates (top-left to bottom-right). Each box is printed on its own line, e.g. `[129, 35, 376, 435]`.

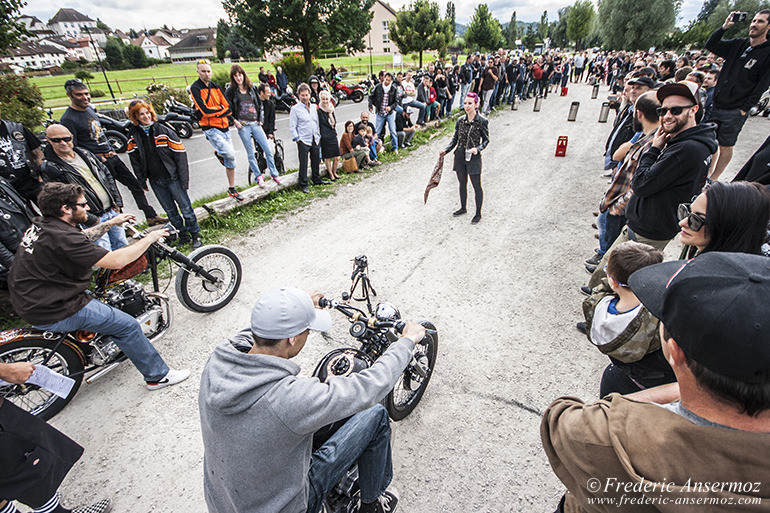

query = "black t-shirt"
[60, 106, 112, 154]
[8, 216, 108, 325]
[0, 123, 42, 201]
[396, 114, 413, 132]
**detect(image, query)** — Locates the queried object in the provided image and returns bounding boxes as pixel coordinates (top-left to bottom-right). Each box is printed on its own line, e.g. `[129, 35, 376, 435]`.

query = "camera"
[732, 12, 748, 22]
[354, 254, 368, 269]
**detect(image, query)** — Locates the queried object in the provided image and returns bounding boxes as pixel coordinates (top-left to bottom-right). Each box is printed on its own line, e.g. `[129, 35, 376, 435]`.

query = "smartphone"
[732, 12, 748, 22]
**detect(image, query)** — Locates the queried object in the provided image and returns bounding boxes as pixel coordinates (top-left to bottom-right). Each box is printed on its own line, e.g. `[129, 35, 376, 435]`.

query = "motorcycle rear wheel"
[106, 131, 128, 153]
[0, 338, 84, 420]
[173, 121, 194, 138]
[386, 320, 438, 421]
[175, 245, 242, 313]
[350, 90, 364, 103]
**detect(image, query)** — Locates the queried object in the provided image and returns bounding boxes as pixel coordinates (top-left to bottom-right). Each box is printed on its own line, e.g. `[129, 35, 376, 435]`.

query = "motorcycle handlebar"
[318, 298, 405, 334]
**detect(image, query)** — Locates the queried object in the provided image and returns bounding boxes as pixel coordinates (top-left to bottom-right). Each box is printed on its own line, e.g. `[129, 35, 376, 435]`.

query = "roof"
[147, 35, 173, 46]
[168, 29, 216, 51]
[42, 36, 80, 48]
[5, 41, 67, 57]
[377, 0, 397, 16]
[49, 8, 94, 24]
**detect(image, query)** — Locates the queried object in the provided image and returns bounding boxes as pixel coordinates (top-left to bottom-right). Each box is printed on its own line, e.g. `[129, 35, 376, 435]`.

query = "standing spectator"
[275, 66, 289, 94]
[531, 58, 544, 97]
[603, 76, 653, 172]
[339, 120, 371, 169]
[258, 66, 268, 84]
[225, 65, 281, 188]
[658, 59, 676, 82]
[480, 59, 498, 115]
[701, 66, 719, 122]
[60, 80, 164, 220]
[126, 101, 201, 249]
[266, 70, 277, 95]
[318, 91, 340, 182]
[40, 124, 127, 251]
[314, 64, 325, 82]
[0, 118, 42, 203]
[329, 63, 337, 78]
[705, 10, 770, 180]
[190, 60, 243, 201]
[440, 93, 489, 225]
[434, 69, 452, 118]
[447, 65, 458, 113]
[395, 109, 416, 149]
[541, 55, 554, 98]
[368, 72, 399, 154]
[290, 83, 329, 194]
[573, 52, 585, 82]
[308, 76, 322, 104]
[459, 55, 474, 102]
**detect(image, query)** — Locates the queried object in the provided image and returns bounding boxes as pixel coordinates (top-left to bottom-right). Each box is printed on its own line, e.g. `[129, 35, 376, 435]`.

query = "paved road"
[115, 100, 374, 216]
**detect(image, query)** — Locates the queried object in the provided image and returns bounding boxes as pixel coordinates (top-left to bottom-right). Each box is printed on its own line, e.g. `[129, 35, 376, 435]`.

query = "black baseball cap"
[628, 253, 770, 383]
[627, 76, 655, 89]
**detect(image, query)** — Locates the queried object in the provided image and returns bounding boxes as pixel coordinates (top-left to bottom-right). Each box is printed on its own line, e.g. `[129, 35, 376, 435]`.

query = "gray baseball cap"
[250, 287, 332, 339]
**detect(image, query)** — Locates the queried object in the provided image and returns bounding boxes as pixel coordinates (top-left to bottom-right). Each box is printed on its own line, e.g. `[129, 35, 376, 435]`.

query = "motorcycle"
[157, 111, 195, 139]
[312, 255, 438, 513]
[749, 87, 770, 117]
[0, 224, 243, 420]
[330, 77, 365, 104]
[164, 98, 199, 129]
[273, 87, 298, 113]
[95, 112, 131, 154]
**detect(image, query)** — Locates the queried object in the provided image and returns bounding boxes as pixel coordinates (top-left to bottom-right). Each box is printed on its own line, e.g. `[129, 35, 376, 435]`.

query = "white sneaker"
[146, 369, 190, 391]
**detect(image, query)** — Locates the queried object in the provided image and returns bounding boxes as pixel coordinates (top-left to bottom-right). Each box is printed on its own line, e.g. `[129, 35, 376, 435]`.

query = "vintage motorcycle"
[330, 77, 365, 104]
[0, 224, 242, 420]
[313, 255, 438, 513]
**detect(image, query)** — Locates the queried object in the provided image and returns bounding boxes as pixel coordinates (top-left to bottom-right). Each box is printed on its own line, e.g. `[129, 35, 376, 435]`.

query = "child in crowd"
[364, 126, 381, 164]
[580, 241, 675, 397]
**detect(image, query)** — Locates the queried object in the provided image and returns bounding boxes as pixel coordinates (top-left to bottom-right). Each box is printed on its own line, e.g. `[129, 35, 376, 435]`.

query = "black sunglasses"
[657, 105, 696, 116]
[48, 136, 73, 143]
[678, 203, 706, 231]
[73, 202, 88, 208]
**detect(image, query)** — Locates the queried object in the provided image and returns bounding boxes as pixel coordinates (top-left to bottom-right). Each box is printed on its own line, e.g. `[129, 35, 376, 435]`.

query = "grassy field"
[32, 53, 439, 111]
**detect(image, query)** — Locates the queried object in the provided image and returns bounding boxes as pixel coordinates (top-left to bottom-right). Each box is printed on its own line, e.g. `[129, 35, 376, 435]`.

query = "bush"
[0, 75, 45, 130]
[275, 53, 319, 87]
[74, 70, 94, 83]
[145, 86, 191, 114]
[61, 60, 80, 71]
[211, 69, 231, 89]
[90, 89, 106, 97]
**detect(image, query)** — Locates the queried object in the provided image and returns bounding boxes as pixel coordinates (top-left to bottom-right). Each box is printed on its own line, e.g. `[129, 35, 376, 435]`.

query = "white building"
[18, 15, 55, 39]
[47, 8, 97, 39]
[363, 0, 397, 55]
[1, 41, 67, 71]
[132, 33, 178, 60]
[168, 29, 216, 62]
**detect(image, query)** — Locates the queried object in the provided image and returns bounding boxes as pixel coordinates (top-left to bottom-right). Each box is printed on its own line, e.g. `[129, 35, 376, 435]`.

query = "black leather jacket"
[127, 122, 190, 189]
[0, 177, 35, 274]
[444, 113, 489, 154]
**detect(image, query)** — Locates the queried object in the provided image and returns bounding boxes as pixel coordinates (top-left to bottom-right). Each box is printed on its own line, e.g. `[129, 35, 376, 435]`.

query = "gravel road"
[44, 82, 766, 513]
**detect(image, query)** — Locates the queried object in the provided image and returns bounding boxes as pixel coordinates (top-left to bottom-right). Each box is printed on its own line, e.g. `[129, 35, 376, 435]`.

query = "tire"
[385, 320, 438, 421]
[106, 131, 128, 153]
[350, 90, 364, 103]
[0, 338, 84, 420]
[173, 121, 193, 139]
[175, 245, 242, 313]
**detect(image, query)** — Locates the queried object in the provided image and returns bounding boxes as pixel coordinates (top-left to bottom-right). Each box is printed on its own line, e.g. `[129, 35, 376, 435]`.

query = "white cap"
[250, 287, 332, 339]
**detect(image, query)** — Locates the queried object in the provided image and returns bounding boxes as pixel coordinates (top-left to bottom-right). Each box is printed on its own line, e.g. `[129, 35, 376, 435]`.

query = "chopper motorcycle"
[0, 224, 242, 420]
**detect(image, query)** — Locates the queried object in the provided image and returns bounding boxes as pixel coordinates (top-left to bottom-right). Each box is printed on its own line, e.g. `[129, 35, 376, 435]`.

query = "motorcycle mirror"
[341, 292, 350, 301]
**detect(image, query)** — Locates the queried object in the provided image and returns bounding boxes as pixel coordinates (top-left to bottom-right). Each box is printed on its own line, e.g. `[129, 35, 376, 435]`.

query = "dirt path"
[46, 84, 766, 513]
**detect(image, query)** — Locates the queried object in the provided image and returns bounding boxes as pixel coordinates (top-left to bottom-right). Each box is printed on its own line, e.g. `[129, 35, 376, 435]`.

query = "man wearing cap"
[602, 76, 653, 172]
[543, 252, 770, 512]
[588, 81, 717, 286]
[198, 287, 426, 513]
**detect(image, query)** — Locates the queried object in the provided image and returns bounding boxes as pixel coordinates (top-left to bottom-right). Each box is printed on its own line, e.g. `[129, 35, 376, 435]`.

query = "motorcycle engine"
[104, 280, 147, 317]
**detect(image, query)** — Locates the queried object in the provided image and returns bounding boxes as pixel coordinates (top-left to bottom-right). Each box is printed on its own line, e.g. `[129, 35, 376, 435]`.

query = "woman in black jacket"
[440, 92, 489, 224]
[126, 100, 201, 248]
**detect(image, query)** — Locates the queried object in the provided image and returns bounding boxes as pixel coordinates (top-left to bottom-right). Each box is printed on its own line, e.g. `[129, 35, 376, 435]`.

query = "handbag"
[342, 156, 358, 173]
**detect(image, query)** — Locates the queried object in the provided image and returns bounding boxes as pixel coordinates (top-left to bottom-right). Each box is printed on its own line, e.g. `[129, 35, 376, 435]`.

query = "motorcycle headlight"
[375, 302, 401, 322]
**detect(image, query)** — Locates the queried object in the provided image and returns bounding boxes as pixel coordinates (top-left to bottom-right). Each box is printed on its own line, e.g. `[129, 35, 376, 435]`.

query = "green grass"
[32, 53, 439, 110]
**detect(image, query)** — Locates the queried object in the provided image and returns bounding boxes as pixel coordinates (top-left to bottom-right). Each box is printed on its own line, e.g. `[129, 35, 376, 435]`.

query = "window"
[382, 34, 389, 43]
[383, 47, 390, 53]
[382, 21, 389, 31]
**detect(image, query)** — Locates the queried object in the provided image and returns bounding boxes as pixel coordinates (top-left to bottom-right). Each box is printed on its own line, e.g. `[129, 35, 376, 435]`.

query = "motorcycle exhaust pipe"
[85, 361, 123, 383]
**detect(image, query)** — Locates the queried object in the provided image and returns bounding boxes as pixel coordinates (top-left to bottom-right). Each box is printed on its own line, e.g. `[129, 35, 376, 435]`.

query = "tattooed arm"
[82, 213, 136, 242]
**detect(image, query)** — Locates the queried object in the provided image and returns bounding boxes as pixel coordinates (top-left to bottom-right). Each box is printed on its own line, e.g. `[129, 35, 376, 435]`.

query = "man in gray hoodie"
[199, 287, 426, 513]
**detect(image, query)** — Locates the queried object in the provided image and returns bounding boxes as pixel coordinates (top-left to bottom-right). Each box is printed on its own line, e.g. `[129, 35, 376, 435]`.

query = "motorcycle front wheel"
[106, 130, 128, 153]
[386, 320, 438, 421]
[175, 245, 242, 313]
[0, 338, 84, 420]
[350, 90, 364, 103]
[173, 121, 194, 138]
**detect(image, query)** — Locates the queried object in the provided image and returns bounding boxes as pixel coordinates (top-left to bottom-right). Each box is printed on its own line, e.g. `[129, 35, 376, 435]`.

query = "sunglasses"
[603, 265, 628, 288]
[72, 202, 88, 208]
[656, 105, 696, 116]
[48, 136, 73, 143]
[677, 203, 706, 231]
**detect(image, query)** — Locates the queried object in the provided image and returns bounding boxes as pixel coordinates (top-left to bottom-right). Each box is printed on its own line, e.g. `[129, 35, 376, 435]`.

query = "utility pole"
[84, 25, 116, 101]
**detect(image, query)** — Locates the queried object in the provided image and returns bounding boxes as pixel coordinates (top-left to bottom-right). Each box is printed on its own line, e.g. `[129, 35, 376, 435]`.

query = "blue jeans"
[94, 210, 128, 251]
[403, 99, 426, 124]
[204, 128, 236, 169]
[34, 299, 169, 382]
[374, 111, 398, 151]
[599, 212, 626, 256]
[425, 101, 440, 120]
[459, 82, 471, 103]
[306, 405, 393, 513]
[149, 177, 200, 236]
[237, 122, 279, 179]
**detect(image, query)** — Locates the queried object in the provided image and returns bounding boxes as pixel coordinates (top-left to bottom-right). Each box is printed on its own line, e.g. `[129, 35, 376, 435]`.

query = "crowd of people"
[0, 7, 769, 513]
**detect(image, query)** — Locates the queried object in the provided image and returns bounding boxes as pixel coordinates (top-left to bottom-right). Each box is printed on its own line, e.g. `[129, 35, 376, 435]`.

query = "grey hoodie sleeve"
[268, 337, 416, 435]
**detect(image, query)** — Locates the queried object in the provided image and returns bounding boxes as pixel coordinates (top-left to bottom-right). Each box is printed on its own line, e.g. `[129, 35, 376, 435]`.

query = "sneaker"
[576, 322, 587, 335]
[72, 498, 112, 513]
[228, 187, 244, 201]
[453, 208, 467, 216]
[273, 176, 283, 186]
[146, 369, 190, 391]
[471, 214, 481, 224]
[580, 285, 592, 296]
[368, 160, 381, 167]
[585, 264, 597, 274]
[363, 489, 399, 513]
[585, 253, 601, 265]
[257, 175, 265, 187]
[191, 234, 202, 249]
[301, 186, 310, 194]
[591, 222, 598, 230]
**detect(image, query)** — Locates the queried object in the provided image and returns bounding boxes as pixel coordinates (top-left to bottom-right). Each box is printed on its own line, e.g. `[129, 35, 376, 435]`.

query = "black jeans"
[599, 350, 676, 397]
[103, 155, 157, 219]
[297, 140, 321, 188]
[456, 168, 483, 216]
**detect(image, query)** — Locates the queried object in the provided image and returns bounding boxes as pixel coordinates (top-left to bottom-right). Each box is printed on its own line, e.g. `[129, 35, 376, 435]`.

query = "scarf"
[319, 102, 335, 127]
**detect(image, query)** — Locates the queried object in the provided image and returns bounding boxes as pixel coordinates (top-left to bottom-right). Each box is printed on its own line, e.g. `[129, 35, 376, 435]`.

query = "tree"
[567, 0, 595, 49]
[128, 28, 139, 38]
[551, 6, 570, 47]
[123, 44, 148, 68]
[597, 0, 678, 49]
[697, 0, 721, 21]
[538, 10, 549, 41]
[0, 74, 44, 130]
[0, 0, 30, 53]
[389, 0, 452, 68]
[465, 4, 504, 51]
[446, 2, 456, 37]
[225, 0, 375, 78]
[96, 18, 110, 31]
[522, 24, 539, 49]
[227, 27, 261, 59]
[216, 19, 231, 61]
[74, 70, 94, 85]
[104, 37, 126, 69]
[504, 11, 518, 47]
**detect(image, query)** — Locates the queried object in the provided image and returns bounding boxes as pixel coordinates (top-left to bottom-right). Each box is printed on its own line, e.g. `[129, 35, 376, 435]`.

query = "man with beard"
[602, 76, 653, 173]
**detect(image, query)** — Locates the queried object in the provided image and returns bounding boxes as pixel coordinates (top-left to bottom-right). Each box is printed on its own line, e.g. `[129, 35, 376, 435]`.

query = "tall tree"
[389, 0, 452, 68]
[697, 0, 721, 21]
[0, 0, 30, 53]
[465, 4, 504, 51]
[538, 10, 549, 41]
[227, 26, 262, 59]
[551, 6, 570, 47]
[123, 44, 148, 68]
[225, 0, 375, 77]
[504, 11, 518, 47]
[597, 0, 678, 49]
[216, 19, 231, 61]
[522, 24, 539, 48]
[446, 2, 456, 37]
[567, 0, 595, 49]
[104, 37, 126, 70]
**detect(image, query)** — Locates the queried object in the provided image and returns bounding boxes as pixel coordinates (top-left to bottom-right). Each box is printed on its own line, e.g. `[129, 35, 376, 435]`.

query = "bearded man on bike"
[7, 182, 189, 390]
[198, 287, 426, 513]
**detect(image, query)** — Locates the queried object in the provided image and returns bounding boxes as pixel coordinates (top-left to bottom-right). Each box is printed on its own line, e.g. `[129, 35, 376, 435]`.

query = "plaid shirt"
[600, 130, 655, 216]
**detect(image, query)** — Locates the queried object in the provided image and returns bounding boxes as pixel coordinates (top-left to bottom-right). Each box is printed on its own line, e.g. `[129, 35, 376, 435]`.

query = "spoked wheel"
[0, 338, 84, 420]
[106, 131, 128, 153]
[350, 90, 364, 103]
[386, 320, 438, 421]
[174, 121, 193, 138]
[175, 245, 242, 313]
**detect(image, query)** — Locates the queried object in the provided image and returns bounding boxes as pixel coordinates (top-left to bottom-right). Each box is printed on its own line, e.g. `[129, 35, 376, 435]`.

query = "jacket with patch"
[127, 122, 189, 189]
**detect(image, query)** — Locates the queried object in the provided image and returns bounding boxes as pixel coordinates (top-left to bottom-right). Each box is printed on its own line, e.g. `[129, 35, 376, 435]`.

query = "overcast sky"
[26, 0, 703, 32]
